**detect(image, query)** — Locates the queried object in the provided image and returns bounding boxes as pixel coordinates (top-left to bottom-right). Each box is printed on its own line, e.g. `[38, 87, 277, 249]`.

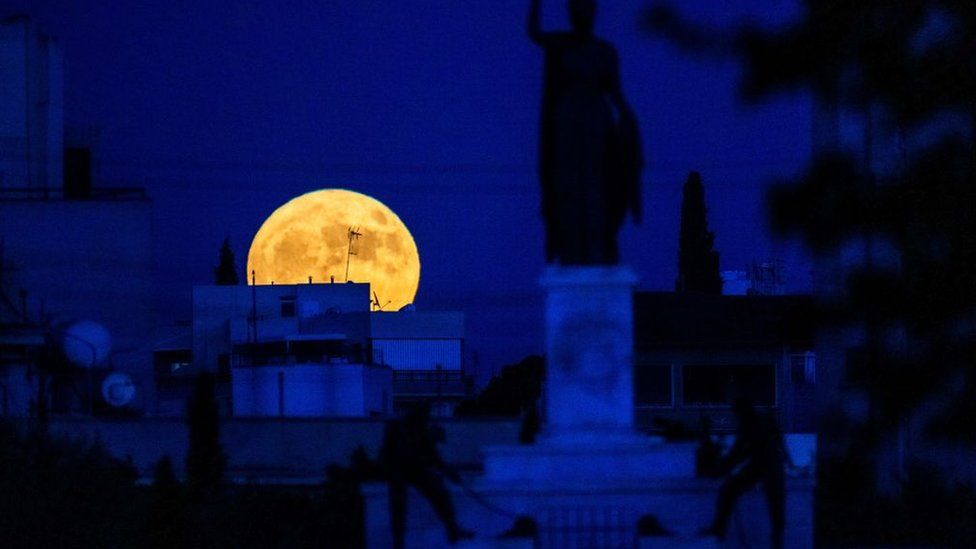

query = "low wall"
[33, 417, 522, 480]
[363, 477, 815, 549]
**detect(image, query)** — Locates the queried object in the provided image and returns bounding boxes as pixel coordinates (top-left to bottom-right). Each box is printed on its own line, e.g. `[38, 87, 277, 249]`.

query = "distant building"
[0, 321, 44, 417]
[720, 270, 750, 296]
[633, 292, 816, 433]
[721, 260, 785, 296]
[155, 283, 471, 418]
[0, 17, 155, 417]
[372, 311, 467, 416]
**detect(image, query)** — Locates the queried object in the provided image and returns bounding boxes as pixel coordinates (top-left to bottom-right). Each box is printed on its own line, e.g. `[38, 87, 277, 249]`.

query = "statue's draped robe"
[536, 32, 642, 265]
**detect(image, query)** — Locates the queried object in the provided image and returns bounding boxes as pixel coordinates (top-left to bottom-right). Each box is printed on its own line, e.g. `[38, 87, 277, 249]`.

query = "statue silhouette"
[701, 398, 789, 549]
[528, 0, 643, 265]
[379, 404, 473, 548]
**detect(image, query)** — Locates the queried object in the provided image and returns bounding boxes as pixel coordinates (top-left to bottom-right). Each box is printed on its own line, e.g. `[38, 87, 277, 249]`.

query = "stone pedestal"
[542, 266, 638, 443]
[482, 266, 691, 484]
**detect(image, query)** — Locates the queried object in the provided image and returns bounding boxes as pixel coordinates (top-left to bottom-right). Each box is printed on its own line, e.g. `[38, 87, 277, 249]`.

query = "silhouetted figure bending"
[528, 0, 643, 265]
[702, 398, 789, 549]
[695, 415, 724, 478]
[380, 404, 473, 548]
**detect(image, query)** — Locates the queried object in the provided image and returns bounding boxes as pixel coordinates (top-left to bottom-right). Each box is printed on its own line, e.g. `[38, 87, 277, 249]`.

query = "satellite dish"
[62, 320, 112, 368]
[101, 372, 136, 407]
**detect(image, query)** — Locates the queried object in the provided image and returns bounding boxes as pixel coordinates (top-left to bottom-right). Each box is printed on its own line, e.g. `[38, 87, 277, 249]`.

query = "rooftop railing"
[392, 370, 472, 397]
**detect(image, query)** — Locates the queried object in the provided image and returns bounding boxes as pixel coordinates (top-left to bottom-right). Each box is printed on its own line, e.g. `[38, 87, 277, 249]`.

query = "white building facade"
[183, 283, 468, 418]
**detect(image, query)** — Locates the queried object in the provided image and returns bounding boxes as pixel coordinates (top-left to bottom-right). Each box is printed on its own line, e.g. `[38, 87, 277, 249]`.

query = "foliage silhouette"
[648, 1, 976, 544]
[454, 355, 544, 418]
[0, 423, 422, 548]
[144, 455, 186, 549]
[0, 422, 141, 549]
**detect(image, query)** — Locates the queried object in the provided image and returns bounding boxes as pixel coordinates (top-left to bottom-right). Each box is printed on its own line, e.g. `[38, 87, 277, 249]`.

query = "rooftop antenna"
[372, 291, 391, 311]
[250, 269, 258, 344]
[345, 227, 363, 282]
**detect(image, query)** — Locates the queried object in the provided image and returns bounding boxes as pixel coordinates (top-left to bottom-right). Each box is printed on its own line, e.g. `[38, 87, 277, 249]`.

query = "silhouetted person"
[695, 415, 723, 478]
[528, 0, 642, 265]
[380, 404, 473, 548]
[701, 398, 789, 549]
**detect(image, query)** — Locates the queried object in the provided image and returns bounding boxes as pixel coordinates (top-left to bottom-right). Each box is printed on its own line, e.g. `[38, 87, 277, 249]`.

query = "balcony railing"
[392, 370, 472, 397]
[231, 351, 368, 368]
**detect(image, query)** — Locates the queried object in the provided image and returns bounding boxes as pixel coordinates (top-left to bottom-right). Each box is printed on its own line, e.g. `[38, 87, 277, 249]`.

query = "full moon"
[247, 189, 420, 310]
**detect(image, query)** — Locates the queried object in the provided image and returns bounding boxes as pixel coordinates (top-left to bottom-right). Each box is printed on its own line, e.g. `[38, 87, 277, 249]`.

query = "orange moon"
[246, 189, 420, 310]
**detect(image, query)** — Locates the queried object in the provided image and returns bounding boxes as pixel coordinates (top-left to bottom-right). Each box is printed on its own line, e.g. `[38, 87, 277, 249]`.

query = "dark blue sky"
[16, 1, 812, 376]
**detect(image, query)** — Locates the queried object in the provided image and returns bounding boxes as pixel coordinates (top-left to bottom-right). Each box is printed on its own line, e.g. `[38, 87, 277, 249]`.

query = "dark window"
[217, 354, 231, 382]
[280, 298, 296, 317]
[634, 364, 672, 406]
[154, 350, 192, 376]
[682, 364, 775, 406]
[790, 352, 816, 385]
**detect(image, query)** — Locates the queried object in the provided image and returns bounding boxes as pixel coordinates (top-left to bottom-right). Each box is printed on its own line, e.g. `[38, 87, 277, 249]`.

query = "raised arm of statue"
[606, 47, 633, 118]
[527, 0, 546, 45]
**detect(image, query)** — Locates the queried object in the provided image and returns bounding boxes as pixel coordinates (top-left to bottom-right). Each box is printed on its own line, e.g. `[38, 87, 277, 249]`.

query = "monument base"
[361, 264, 813, 547]
[482, 439, 695, 484]
[540, 266, 638, 438]
[478, 265, 694, 484]
[362, 476, 814, 548]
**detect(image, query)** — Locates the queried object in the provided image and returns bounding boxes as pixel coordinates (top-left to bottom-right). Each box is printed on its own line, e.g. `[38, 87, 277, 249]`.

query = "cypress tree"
[213, 237, 239, 285]
[675, 171, 722, 294]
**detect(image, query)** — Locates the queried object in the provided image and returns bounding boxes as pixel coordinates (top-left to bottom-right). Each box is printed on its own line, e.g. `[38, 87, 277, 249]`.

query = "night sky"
[13, 1, 813, 376]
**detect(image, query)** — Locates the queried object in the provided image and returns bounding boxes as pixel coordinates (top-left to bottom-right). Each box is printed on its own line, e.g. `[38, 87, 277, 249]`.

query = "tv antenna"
[345, 227, 363, 282]
[372, 291, 391, 311]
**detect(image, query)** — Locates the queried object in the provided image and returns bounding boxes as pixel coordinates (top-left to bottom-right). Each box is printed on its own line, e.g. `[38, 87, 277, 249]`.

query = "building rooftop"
[634, 291, 816, 349]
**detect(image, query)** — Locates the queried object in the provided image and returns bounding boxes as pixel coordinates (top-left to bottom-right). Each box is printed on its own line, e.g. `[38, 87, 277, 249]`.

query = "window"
[790, 352, 816, 385]
[634, 364, 672, 406]
[217, 354, 231, 382]
[682, 364, 775, 407]
[280, 297, 296, 317]
[153, 350, 192, 376]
